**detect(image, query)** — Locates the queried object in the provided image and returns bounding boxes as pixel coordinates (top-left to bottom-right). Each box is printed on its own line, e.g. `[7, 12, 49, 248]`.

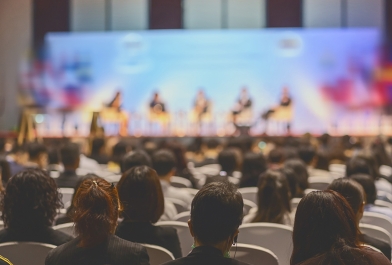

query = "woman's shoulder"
[361, 246, 392, 264]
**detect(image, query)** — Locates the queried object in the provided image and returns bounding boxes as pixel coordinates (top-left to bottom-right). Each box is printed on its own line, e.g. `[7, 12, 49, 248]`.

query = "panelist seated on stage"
[101, 91, 129, 136]
[149, 92, 169, 123]
[263, 87, 293, 122]
[231, 87, 253, 126]
[191, 90, 212, 122]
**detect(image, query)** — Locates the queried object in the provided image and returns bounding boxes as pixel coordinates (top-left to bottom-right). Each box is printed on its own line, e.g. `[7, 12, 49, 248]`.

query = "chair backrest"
[171, 176, 193, 188]
[165, 198, 189, 214]
[49, 171, 60, 179]
[53, 222, 75, 237]
[182, 188, 199, 196]
[239, 223, 293, 265]
[308, 176, 332, 190]
[143, 244, 174, 265]
[359, 223, 392, 245]
[0, 242, 56, 265]
[0, 221, 4, 231]
[377, 191, 392, 204]
[238, 187, 258, 204]
[243, 199, 257, 216]
[380, 165, 392, 177]
[361, 212, 392, 236]
[58, 188, 74, 209]
[230, 243, 279, 265]
[156, 221, 193, 257]
[173, 211, 190, 223]
[290, 198, 302, 210]
[228, 176, 240, 185]
[375, 200, 392, 210]
[304, 188, 319, 195]
[104, 174, 122, 184]
[329, 164, 346, 177]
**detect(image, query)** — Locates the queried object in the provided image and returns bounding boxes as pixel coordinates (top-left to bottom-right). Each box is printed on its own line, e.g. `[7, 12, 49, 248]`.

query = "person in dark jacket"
[116, 166, 182, 258]
[55, 143, 80, 189]
[46, 177, 150, 265]
[162, 181, 250, 265]
[0, 169, 73, 246]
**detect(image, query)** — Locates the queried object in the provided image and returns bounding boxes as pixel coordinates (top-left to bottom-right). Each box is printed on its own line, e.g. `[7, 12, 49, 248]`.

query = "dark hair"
[60, 143, 80, 168]
[91, 138, 105, 156]
[111, 141, 128, 166]
[218, 149, 238, 176]
[205, 139, 221, 150]
[284, 159, 309, 193]
[252, 170, 291, 224]
[73, 177, 121, 247]
[348, 174, 377, 204]
[240, 152, 267, 188]
[281, 167, 298, 199]
[346, 155, 378, 180]
[164, 141, 189, 172]
[268, 148, 285, 164]
[291, 190, 367, 265]
[191, 181, 243, 245]
[152, 149, 176, 176]
[328, 178, 365, 214]
[298, 145, 316, 165]
[121, 150, 152, 173]
[1, 169, 62, 229]
[117, 166, 164, 223]
[48, 147, 60, 165]
[27, 142, 47, 160]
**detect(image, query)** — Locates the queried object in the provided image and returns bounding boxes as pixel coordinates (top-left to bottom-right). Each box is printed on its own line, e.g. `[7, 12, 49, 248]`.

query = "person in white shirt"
[152, 150, 194, 207]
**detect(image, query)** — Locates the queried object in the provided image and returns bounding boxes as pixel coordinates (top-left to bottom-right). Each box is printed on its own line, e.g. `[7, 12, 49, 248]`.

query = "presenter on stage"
[148, 92, 169, 135]
[102, 91, 129, 136]
[191, 89, 212, 135]
[194, 89, 210, 121]
[149, 92, 166, 114]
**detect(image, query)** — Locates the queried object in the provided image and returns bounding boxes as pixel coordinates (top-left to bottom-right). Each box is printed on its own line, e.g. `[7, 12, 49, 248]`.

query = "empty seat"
[53, 222, 75, 237]
[143, 244, 175, 265]
[230, 243, 279, 265]
[156, 221, 193, 257]
[239, 223, 293, 265]
[0, 242, 56, 265]
[238, 187, 258, 204]
[171, 176, 193, 188]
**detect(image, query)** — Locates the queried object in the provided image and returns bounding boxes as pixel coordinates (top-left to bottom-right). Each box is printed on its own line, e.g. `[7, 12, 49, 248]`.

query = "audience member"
[195, 139, 221, 167]
[328, 178, 391, 259]
[121, 150, 152, 173]
[47, 147, 63, 172]
[0, 169, 73, 245]
[108, 141, 129, 172]
[25, 142, 48, 169]
[89, 138, 109, 164]
[217, 148, 239, 177]
[349, 174, 392, 220]
[281, 167, 299, 200]
[116, 166, 182, 258]
[243, 170, 293, 225]
[55, 143, 80, 189]
[291, 190, 390, 265]
[239, 152, 267, 188]
[284, 159, 309, 198]
[46, 177, 150, 265]
[162, 181, 249, 265]
[298, 145, 330, 177]
[267, 148, 285, 169]
[152, 150, 193, 206]
[5, 145, 27, 177]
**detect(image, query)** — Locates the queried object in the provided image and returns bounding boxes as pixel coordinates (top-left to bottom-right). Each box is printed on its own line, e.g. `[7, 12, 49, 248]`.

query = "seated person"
[291, 190, 390, 265]
[25, 142, 48, 169]
[298, 145, 330, 177]
[349, 174, 392, 220]
[243, 170, 293, 226]
[284, 159, 309, 198]
[107, 141, 129, 173]
[116, 166, 182, 258]
[55, 143, 80, 189]
[239, 152, 267, 188]
[121, 150, 152, 173]
[89, 138, 109, 164]
[205, 148, 239, 186]
[195, 139, 221, 167]
[267, 148, 285, 170]
[328, 178, 391, 260]
[162, 181, 250, 265]
[46, 177, 150, 265]
[5, 144, 28, 177]
[152, 150, 193, 206]
[0, 169, 73, 245]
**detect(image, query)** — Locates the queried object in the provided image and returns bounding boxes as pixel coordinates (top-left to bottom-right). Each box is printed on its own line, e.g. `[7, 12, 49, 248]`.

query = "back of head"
[164, 141, 188, 171]
[284, 159, 309, 192]
[291, 190, 363, 265]
[60, 143, 80, 169]
[346, 155, 378, 180]
[27, 142, 47, 161]
[152, 149, 176, 177]
[91, 138, 105, 155]
[1, 169, 61, 229]
[281, 167, 298, 199]
[268, 148, 285, 164]
[240, 152, 267, 186]
[111, 141, 128, 165]
[218, 149, 238, 175]
[191, 181, 243, 245]
[298, 145, 316, 165]
[253, 170, 291, 223]
[348, 174, 377, 204]
[117, 166, 164, 223]
[73, 177, 120, 247]
[205, 139, 221, 150]
[121, 150, 152, 173]
[328, 178, 365, 215]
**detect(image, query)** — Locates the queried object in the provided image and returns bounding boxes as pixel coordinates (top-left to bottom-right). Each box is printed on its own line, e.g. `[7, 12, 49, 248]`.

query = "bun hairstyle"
[73, 177, 121, 247]
[253, 170, 291, 224]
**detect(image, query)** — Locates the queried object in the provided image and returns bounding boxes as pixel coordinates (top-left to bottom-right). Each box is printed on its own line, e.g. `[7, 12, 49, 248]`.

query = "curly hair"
[73, 177, 121, 247]
[1, 169, 62, 229]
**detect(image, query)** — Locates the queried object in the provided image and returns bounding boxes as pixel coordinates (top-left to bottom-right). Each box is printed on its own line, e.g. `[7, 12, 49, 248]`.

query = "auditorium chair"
[173, 211, 190, 223]
[243, 199, 257, 216]
[0, 221, 3, 230]
[165, 198, 189, 214]
[361, 212, 392, 238]
[304, 188, 319, 195]
[380, 165, 392, 178]
[290, 198, 302, 210]
[375, 200, 392, 210]
[308, 176, 333, 191]
[170, 176, 193, 188]
[359, 223, 392, 245]
[238, 187, 258, 204]
[58, 188, 74, 209]
[143, 244, 175, 265]
[229, 243, 278, 265]
[156, 221, 193, 257]
[182, 188, 199, 196]
[0, 242, 56, 265]
[239, 223, 293, 265]
[53, 222, 75, 237]
[329, 164, 346, 178]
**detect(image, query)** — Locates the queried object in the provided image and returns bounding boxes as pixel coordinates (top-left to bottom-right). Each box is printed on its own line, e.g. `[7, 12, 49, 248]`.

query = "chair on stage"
[239, 223, 293, 265]
[155, 221, 193, 257]
[266, 105, 293, 134]
[53, 223, 75, 237]
[230, 243, 279, 265]
[143, 244, 175, 265]
[0, 242, 56, 265]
